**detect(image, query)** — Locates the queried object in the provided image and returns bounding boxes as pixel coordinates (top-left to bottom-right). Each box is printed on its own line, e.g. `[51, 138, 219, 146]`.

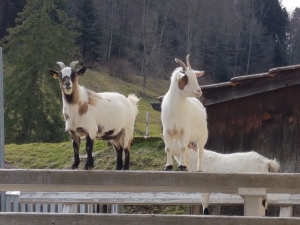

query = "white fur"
[161, 63, 208, 171]
[171, 141, 280, 214]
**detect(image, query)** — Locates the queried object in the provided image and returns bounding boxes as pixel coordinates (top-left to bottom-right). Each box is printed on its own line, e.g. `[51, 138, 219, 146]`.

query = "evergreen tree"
[214, 49, 229, 82]
[0, 0, 27, 40]
[288, 7, 300, 65]
[75, 0, 102, 65]
[253, 0, 288, 67]
[273, 37, 287, 67]
[2, 0, 79, 143]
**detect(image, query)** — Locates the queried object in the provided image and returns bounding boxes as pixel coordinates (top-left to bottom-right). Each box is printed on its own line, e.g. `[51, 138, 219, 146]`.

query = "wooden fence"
[0, 169, 300, 224]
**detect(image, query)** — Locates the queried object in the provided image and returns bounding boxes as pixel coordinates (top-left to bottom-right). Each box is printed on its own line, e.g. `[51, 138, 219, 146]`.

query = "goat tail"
[268, 159, 280, 172]
[127, 94, 140, 115]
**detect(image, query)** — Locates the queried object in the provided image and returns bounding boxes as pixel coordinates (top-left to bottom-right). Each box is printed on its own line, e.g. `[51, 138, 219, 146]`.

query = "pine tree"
[0, 0, 27, 40]
[75, 0, 102, 65]
[2, 0, 79, 143]
[253, 0, 288, 67]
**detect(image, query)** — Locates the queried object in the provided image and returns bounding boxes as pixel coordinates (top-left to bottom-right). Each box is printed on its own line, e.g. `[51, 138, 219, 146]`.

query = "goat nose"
[65, 81, 71, 87]
[197, 89, 201, 94]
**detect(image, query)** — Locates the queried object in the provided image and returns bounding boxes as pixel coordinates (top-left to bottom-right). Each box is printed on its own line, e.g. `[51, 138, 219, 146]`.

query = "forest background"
[0, 0, 300, 144]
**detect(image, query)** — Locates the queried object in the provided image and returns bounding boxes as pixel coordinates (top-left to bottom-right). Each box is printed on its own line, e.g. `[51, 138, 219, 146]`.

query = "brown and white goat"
[49, 61, 139, 170]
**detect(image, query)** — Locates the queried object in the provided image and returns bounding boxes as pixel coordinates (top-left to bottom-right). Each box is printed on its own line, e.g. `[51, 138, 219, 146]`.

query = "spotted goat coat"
[49, 61, 139, 170]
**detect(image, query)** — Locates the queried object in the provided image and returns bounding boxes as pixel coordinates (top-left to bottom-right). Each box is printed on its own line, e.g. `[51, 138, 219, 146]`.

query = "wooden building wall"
[205, 84, 300, 173]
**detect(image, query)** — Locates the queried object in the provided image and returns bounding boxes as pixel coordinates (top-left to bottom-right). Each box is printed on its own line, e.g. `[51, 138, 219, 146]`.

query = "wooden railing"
[0, 169, 300, 224]
[17, 192, 300, 216]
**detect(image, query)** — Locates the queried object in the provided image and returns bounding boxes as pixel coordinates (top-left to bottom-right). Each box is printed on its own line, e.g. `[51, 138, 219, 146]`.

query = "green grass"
[5, 138, 166, 170]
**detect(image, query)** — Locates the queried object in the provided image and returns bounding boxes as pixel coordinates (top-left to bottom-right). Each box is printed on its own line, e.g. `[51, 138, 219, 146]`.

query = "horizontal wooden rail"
[0, 169, 300, 193]
[0, 213, 300, 225]
[18, 192, 300, 206]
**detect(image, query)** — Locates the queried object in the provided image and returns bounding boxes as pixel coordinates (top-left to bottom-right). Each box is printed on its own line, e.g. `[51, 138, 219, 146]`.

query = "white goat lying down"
[161, 55, 208, 171]
[168, 139, 280, 215]
[49, 61, 139, 170]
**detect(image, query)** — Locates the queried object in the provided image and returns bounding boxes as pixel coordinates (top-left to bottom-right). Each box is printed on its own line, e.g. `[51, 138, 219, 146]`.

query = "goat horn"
[175, 58, 187, 71]
[186, 54, 191, 70]
[56, 62, 65, 70]
[70, 61, 79, 69]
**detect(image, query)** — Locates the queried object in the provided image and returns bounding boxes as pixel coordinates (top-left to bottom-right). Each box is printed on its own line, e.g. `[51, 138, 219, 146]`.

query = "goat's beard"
[64, 88, 73, 95]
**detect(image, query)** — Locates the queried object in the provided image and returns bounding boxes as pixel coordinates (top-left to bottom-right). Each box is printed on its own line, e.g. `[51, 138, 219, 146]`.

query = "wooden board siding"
[224, 98, 245, 154]
[241, 93, 263, 152]
[205, 86, 300, 173]
[205, 103, 228, 153]
[260, 88, 286, 161]
[281, 85, 299, 173]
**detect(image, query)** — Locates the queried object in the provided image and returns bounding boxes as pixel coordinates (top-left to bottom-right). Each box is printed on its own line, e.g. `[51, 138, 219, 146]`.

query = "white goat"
[161, 55, 208, 171]
[171, 140, 280, 215]
[49, 61, 139, 170]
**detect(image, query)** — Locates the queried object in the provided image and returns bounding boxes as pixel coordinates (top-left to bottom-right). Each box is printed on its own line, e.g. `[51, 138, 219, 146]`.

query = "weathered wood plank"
[205, 102, 228, 153]
[260, 88, 285, 161]
[18, 192, 300, 206]
[0, 213, 300, 225]
[1, 170, 300, 193]
[18, 192, 203, 205]
[242, 94, 262, 152]
[224, 98, 245, 153]
[281, 85, 300, 173]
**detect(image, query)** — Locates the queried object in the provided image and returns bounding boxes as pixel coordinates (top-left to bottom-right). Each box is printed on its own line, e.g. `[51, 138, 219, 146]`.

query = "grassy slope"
[5, 138, 166, 170]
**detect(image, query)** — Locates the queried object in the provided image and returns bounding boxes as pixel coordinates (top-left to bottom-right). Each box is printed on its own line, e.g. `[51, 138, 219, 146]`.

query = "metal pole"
[0, 47, 5, 212]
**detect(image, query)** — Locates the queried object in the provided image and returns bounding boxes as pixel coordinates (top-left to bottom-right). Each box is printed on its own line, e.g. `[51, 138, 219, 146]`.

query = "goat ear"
[49, 70, 59, 79]
[77, 66, 87, 76]
[194, 70, 204, 77]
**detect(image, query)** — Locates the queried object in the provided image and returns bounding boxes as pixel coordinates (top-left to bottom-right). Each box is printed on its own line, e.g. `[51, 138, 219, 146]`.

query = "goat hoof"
[178, 165, 187, 171]
[71, 164, 79, 170]
[84, 164, 94, 170]
[165, 165, 173, 171]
